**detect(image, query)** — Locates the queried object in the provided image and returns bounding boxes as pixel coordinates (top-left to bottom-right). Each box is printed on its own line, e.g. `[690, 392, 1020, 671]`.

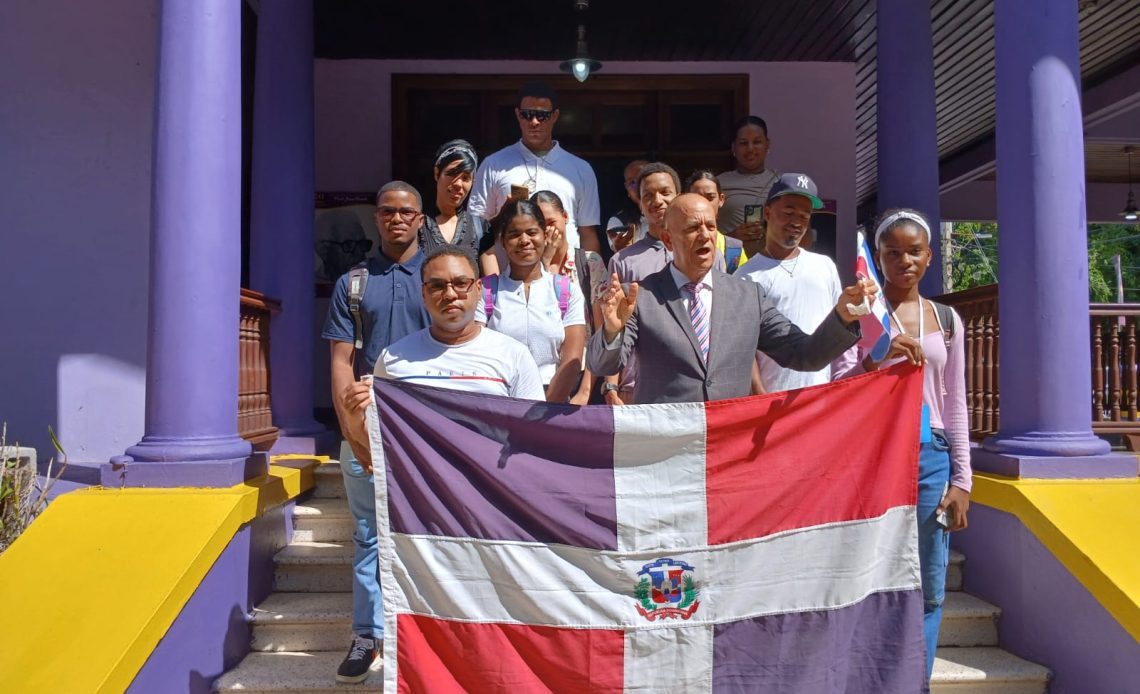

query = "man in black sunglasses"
[468, 82, 602, 265]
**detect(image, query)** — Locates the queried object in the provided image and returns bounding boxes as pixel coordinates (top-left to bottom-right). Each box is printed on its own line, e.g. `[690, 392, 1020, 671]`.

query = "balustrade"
[935, 285, 1140, 448]
[238, 289, 281, 449]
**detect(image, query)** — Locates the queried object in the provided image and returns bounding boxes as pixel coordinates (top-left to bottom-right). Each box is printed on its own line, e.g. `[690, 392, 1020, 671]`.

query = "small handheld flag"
[855, 230, 892, 361]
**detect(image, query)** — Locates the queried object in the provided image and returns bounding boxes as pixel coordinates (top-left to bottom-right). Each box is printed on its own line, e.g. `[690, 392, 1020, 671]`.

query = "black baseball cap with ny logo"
[765, 173, 823, 210]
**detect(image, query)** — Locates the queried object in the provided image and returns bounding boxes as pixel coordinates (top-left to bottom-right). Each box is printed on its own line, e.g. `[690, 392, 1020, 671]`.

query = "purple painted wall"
[128, 505, 287, 692]
[0, 1, 155, 464]
[941, 180, 1140, 223]
[955, 505, 1140, 694]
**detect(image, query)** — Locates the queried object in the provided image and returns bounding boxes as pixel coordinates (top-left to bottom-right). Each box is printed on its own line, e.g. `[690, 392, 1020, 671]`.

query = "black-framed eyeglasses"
[518, 108, 555, 123]
[377, 206, 422, 220]
[424, 278, 477, 296]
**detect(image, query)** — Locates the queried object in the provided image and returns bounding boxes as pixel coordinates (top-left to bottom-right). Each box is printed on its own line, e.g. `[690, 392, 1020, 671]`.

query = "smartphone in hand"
[935, 482, 952, 528]
[744, 204, 763, 224]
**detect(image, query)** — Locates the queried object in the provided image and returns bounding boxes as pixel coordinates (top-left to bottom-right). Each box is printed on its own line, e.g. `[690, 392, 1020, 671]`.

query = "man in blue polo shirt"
[321, 180, 429, 684]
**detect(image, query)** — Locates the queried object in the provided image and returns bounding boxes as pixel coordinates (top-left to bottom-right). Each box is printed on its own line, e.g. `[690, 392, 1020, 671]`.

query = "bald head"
[664, 194, 719, 282]
[666, 194, 716, 230]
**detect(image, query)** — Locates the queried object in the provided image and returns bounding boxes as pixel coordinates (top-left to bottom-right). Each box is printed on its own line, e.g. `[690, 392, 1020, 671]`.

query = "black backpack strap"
[346, 262, 370, 350]
[930, 300, 956, 351]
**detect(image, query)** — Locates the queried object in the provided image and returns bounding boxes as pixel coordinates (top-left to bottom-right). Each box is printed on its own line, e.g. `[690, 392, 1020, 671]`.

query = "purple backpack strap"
[482, 274, 499, 321]
[552, 274, 571, 318]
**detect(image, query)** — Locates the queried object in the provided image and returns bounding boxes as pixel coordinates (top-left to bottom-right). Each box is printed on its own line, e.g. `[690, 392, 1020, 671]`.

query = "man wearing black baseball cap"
[734, 173, 859, 393]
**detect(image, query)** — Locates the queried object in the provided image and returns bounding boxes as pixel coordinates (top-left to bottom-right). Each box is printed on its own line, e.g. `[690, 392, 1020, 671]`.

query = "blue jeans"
[917, 432, 952, 679]
[340, 442, 383, 639]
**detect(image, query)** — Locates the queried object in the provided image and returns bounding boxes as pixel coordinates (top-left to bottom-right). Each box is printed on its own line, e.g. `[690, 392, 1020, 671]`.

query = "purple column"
[978, 0, 1136, 478]
[248, 0, 334, 454]
[875, 0, 943, 295]
[105, 0, 256, 488]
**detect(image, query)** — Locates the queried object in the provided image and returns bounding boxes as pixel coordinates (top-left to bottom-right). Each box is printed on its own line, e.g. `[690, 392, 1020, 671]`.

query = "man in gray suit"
[587, 193, 881, 404]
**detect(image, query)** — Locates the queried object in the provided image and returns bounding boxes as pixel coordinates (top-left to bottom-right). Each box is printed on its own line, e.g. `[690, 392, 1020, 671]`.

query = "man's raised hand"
[599, 273, 639, 342]
[835, 276, 878, 324]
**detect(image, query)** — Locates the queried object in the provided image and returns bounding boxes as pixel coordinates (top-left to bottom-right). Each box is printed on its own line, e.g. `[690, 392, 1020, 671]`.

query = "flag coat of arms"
[367, 365, 926, 693]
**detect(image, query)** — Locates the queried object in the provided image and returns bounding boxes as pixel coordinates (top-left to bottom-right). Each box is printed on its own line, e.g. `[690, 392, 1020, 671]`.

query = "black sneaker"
[336, 634, 379, 684]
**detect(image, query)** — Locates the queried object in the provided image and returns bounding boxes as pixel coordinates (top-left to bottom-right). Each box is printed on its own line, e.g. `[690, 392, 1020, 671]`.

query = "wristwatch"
[601, 383, 621, 394]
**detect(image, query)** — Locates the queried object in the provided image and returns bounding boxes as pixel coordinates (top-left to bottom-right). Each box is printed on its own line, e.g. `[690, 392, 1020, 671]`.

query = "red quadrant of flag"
[704, 363, 922, 546]
[396, 614, 626, 694]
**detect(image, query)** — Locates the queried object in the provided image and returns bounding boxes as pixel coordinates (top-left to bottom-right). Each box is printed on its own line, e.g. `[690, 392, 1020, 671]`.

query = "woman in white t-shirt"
[476, 198, 588, 403]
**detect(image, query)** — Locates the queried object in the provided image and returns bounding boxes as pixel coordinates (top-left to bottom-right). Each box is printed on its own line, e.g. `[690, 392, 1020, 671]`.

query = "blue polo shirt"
[322, 251, 431, 374]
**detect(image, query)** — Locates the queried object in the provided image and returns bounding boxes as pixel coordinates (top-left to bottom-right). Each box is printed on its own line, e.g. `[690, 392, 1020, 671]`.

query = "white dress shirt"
[605, 263, 715, 351]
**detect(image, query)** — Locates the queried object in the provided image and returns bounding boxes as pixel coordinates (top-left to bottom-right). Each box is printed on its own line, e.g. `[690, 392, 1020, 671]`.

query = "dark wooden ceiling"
[314, 0, 1140, 201]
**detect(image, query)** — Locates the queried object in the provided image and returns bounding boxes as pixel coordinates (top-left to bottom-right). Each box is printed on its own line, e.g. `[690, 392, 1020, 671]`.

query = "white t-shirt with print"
[374, 327, 545, 400]
[734, 248, 856, 392]
[467, 141, 601, 251]
[475, 268, 587, 384]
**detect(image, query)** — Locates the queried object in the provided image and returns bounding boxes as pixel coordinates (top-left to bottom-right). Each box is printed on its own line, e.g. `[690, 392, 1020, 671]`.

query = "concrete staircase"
[215, 463, 1051, 692]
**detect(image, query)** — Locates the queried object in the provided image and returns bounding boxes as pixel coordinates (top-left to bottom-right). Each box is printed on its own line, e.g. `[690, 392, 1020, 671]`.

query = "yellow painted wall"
[971, 473, 1140, 642]
[0, 458, 321, 693]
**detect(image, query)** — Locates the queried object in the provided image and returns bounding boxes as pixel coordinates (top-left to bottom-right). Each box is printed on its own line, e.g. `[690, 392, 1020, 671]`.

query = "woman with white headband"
[850, 207, 971, 681]
[419, 139, 496, 272]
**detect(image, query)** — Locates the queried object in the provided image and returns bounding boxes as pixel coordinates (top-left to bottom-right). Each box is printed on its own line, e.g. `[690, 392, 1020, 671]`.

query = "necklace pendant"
[524, 177, 536, 194]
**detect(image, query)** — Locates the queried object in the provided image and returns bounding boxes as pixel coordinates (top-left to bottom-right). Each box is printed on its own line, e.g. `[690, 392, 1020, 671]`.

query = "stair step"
[274, 542, 353, 593]
[939, 591, 999, 647]
[947, 548, 964, 591]
[931, 647, 1050, 693]
[250, 592, 353, 653]
[312, 462, 345, 499]
[218, 646, 1044, 693]
[292, 498, 353, 543]
[214, 651, 382, 692]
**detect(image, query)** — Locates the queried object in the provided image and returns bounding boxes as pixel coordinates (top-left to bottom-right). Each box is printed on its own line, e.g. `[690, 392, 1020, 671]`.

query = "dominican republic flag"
[367, 365, 926, 693]
[855, 230, 893, 362]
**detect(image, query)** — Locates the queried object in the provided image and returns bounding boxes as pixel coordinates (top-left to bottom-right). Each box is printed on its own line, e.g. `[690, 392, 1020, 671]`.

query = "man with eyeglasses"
[321, 180, 430, 684]
[338, 246, 544, 442]
[467, 82, 602, 259]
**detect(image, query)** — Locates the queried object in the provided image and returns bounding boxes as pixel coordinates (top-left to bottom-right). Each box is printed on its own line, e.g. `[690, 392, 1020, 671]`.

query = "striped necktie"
[683, 282, 710, 361]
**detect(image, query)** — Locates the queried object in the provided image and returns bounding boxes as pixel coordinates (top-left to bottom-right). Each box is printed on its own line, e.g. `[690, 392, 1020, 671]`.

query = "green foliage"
[0, 424, 67, 554]
[1086, 224, 1140, 303]
[946, 222, 1140, 301]
[947, 223, 998, 292]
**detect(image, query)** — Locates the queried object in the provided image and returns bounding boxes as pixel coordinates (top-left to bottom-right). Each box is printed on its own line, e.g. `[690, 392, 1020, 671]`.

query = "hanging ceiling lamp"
[559, 1, 601, 83]
[1122, 146, 1139, 221]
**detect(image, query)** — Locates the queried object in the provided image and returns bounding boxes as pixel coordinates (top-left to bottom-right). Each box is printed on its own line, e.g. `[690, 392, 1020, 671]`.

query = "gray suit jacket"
[587, 267, 859, 404]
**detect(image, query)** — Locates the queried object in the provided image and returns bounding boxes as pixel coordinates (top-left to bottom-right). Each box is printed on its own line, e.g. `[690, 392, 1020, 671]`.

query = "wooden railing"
[1090, 304, 1140, 449]
[934, 285, 1001, 440]
[935, 284, 1140, 448]
[239, 289, 281, 449]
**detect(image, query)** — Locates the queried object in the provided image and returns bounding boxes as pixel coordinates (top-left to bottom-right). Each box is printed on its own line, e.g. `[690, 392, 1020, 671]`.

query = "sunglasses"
[518, 108, 555, 123]
[424, 277, 477, 296]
